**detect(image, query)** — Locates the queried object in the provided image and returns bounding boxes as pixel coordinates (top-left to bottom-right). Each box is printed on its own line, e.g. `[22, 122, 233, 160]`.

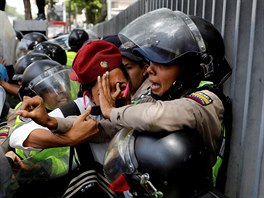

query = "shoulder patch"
[0, 126, 10, 138]
[185, 91, 213, 105]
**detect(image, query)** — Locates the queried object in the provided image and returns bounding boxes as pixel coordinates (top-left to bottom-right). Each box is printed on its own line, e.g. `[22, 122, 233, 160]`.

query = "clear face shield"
[49, 34, 71, 50]
[118, 8, 206, 64]
[103, 128, 138, 183]
[28, 66, 79, 110]
[103, 129, 164, 197]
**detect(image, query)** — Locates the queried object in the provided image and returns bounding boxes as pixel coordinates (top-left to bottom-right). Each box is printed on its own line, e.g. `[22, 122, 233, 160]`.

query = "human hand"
[63, 106, 99, 145]
[98, 72, 119, 119]
[16, 96, 52, 127]
[5, 150, 27, 169]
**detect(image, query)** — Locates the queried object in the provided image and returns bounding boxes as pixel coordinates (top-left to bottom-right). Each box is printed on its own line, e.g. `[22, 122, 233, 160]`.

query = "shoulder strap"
[59, 101, 81, 117]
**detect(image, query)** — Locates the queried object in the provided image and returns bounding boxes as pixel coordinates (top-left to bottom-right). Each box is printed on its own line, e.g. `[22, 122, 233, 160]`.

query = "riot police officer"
[98, 8, 232, 197]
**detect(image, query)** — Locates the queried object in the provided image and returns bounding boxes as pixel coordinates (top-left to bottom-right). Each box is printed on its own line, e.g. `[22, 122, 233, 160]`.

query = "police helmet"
[104, 128, 212, 198]
[49, 34, 70, 50]
[18, 59, 78, 110]
[68, 28, 89, 52]
[31, 41, 67, 65]
[18, 32, 48, 51]
[119, 8, 231, 88]
[13, 52, 51, 81]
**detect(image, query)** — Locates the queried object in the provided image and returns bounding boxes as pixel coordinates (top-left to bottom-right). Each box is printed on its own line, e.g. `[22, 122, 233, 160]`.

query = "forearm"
[0, 80, 19, 95]
[23, 128, 73, 148]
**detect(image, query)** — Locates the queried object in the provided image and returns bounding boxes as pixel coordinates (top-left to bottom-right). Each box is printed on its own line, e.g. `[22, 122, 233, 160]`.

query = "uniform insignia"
[100, 61, 109, 69]
[185, 91, 213, 105]
[0, 126, 10, 138]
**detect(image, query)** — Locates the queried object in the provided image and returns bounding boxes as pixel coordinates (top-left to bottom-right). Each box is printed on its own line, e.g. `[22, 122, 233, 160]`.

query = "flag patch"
[185, 91, 213, 105]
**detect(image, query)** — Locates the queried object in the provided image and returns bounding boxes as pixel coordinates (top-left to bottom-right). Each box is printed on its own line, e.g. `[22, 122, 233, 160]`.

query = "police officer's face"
[122, 57, 148, 95]
[91, 67, 128, 105]
[147, 62, 181, 97]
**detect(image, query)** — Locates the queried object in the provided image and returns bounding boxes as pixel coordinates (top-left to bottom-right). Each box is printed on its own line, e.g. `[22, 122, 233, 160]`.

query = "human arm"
[0, 80, 20, 96]
[100, 83, 224, 152]
[16, 95, 59, 130]
[10, 106, 99, 149]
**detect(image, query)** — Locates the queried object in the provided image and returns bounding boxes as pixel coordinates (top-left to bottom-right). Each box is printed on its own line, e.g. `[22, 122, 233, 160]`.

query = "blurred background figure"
[0, 0, 5, 11]
[35, 0, 46, 20]
[66, 28, 90, 67]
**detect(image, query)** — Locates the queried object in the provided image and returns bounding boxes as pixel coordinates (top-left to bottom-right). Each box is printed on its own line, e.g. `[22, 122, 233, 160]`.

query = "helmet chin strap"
[151, 80, 185, 101]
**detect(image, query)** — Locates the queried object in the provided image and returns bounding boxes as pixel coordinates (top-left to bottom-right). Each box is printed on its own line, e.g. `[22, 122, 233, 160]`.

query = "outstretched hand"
[98, 72, 121, 119]
[16, 96, 51, 127]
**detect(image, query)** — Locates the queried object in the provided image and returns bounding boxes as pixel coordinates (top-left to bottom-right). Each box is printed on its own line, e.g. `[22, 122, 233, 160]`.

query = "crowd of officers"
[0, 8, 232, 198]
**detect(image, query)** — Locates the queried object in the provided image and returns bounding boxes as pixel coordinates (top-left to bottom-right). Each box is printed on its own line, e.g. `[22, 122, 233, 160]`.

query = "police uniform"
[109, 89, 224, 159]
[0, 108, 16, 151]
[131, 78, 154, 104]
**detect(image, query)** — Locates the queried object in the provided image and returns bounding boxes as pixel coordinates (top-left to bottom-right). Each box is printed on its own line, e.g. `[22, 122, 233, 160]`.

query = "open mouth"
[150, 81, 161, 93]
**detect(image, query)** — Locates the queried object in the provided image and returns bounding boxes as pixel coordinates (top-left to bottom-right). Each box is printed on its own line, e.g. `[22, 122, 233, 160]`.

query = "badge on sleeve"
[185, 91, 213, 105]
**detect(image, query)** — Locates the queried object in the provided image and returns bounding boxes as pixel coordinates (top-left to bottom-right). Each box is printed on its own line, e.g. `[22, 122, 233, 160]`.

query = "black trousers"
[0, 0, 6, 11]
[36, 0, 45, 15]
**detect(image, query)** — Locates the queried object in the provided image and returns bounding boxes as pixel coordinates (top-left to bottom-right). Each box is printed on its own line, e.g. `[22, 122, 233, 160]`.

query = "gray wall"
[92, 0, 264, 197]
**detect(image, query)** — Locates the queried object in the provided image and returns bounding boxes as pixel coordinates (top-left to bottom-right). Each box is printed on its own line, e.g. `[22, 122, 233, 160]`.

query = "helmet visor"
[119, 8, 205, 64]
[103, 128, 137, 182]
[29, 66, 79, 110]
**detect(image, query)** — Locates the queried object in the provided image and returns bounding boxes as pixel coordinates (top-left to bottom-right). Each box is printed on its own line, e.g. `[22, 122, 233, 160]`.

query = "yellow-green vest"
[14, 102, 71, 179]
[66, 51, 77, 67]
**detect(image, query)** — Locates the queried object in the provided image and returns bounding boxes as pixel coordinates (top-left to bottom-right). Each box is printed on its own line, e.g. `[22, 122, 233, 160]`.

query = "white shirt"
[9, 96, 108, 164]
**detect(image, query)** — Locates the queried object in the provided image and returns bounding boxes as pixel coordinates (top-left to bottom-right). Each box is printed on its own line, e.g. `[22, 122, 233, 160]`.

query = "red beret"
[70, 40, 122, 85]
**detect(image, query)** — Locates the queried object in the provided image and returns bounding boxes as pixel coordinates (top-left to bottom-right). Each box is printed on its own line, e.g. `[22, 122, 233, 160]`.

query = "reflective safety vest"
[14, 102, 73, 179]
[197, 81, 227, 187]
[66, 51, 76, 67]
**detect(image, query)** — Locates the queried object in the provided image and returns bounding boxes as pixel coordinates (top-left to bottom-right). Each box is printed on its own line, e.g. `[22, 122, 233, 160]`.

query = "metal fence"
[92, 0, 264, 197]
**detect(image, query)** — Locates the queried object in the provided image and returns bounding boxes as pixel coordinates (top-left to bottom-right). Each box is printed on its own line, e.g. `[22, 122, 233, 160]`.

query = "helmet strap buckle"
[200, 54, 214, 78]
[139, 173, 163, 198]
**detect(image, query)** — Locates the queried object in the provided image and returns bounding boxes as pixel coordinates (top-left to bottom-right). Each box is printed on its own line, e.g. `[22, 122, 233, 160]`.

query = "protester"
[0, 0, 5, 11]
[35, 0, 46, 20]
